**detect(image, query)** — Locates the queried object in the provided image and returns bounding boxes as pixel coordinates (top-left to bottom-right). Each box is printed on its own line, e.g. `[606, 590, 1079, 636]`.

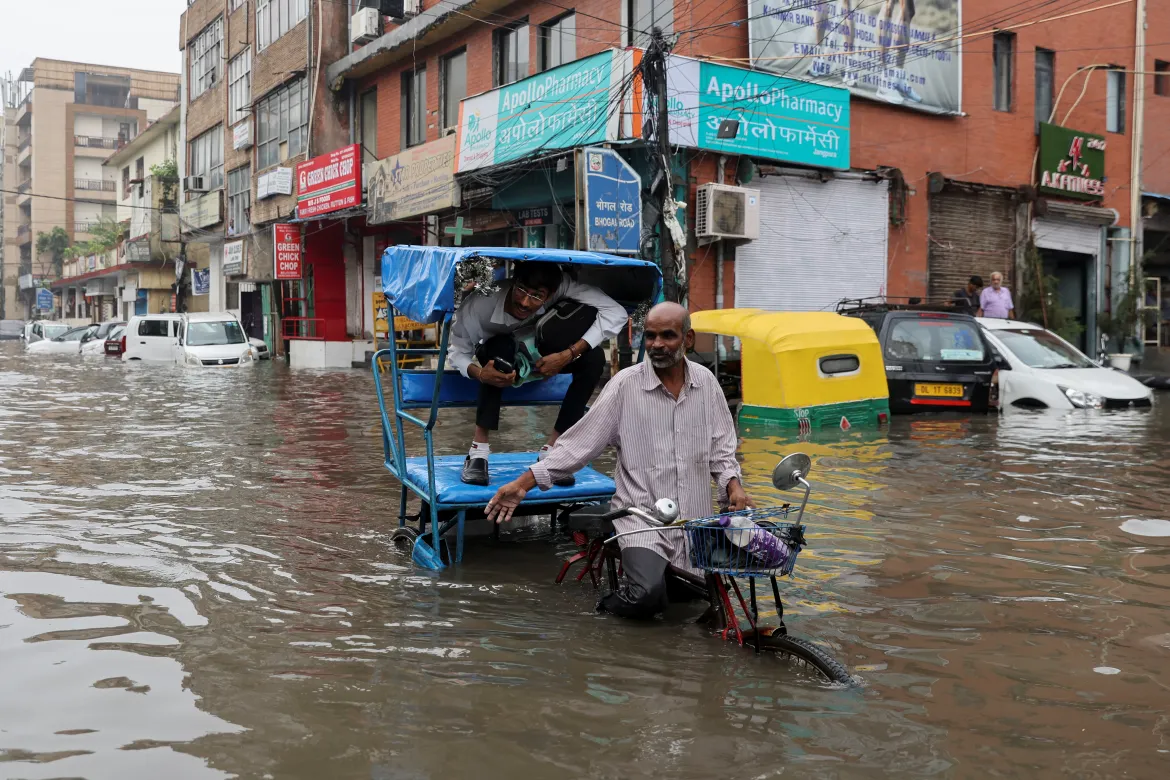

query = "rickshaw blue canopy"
[381, 245, 662, 325]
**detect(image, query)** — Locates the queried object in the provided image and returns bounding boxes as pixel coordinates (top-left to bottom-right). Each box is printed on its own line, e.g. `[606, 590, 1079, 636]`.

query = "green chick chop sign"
[1038, 123, 1106, 201]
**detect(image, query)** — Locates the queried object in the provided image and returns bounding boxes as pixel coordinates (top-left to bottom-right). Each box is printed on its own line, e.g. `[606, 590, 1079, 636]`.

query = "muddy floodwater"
[2, 343, 1169, 779]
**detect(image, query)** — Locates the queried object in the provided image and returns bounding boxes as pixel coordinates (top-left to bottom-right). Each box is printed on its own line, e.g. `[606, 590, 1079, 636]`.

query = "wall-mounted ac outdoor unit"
[184, 176, 207, 193]
[695, 183, 760, 240]
[351, 7, 382, 45]
[359, 0, 414, 20]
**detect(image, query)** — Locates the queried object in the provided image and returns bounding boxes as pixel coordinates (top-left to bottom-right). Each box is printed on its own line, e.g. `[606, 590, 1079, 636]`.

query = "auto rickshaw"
[691, 309, 889, 429]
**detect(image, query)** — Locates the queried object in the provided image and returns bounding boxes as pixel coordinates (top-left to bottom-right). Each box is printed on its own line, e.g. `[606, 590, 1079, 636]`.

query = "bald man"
[487, 303, 752, 619]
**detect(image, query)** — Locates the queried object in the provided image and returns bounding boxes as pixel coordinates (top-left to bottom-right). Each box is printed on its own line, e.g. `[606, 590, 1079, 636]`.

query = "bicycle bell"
[653, 498, 680, 524]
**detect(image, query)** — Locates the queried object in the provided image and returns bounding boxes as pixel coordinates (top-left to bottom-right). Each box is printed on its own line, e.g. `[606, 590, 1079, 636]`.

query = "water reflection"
[1, 345, 1169, 778]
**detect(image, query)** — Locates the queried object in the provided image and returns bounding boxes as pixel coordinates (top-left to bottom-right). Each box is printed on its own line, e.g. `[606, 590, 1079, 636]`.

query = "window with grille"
[1107, 68, 1127, 133]
[188, 125, 224, 195]
[228, 50, 251, 126]
[190, 17, 223, 100]
[992, 32, 1014, 112]
[359, 90, 378, 164]
[256, 78, 307, 170]
[628, 0, 672, 47]
[540, 13, 576, 71]
[1034, 48, 1054, 132]
[257, 0, 309, 51]
[227, 166, 251, 236]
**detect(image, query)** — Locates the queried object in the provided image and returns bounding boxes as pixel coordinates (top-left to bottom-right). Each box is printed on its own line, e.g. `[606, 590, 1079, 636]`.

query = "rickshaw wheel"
[389, 527, 419, 555]
[744, 629, 855, 685]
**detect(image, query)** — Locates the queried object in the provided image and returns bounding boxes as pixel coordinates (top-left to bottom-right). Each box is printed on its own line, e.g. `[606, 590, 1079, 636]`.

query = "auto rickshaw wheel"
[389, 527, 419, 555]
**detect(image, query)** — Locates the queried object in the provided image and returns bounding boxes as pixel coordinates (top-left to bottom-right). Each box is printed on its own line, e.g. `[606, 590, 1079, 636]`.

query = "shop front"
[927, 179, 1025, 303]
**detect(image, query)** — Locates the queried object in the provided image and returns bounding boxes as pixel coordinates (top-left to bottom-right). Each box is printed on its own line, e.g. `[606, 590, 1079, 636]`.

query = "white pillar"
[209, 242, 224, 312]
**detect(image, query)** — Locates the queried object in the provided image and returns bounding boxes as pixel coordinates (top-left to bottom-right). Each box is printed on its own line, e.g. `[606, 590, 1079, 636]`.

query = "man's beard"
[648, 344, 686, 369]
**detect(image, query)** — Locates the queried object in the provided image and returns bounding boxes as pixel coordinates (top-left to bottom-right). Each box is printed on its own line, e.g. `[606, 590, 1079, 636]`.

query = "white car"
[249, 337, 271, 360]
[122, 312, 258, 367]
[22, 321, 70, 344]
[26, 323, 100, 355]
[978, 318, 1153, 410]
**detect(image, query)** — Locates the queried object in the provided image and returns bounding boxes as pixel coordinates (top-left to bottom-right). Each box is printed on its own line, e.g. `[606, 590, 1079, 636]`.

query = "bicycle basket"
[684, 506, 805, 577]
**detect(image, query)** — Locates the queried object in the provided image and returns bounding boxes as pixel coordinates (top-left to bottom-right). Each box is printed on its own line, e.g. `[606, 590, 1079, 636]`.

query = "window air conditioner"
[185, 176, 208, 193]
[351, 7, 381, 45]
[695, 183, 760, 241]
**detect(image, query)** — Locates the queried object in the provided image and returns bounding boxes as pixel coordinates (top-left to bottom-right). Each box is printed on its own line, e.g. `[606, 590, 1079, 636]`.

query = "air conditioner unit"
[359, 0, 412, 19]
[351, 7, 381, 45]
[184, 176, 207, 193]
[695, 183, 760, 240]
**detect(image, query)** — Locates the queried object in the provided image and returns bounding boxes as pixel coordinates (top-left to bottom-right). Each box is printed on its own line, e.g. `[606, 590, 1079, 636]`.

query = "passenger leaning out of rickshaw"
[449, 262, 627, 487]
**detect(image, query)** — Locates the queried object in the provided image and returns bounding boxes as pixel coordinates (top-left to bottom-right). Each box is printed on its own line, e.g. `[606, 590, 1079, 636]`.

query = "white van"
[122, 312, 258, 367]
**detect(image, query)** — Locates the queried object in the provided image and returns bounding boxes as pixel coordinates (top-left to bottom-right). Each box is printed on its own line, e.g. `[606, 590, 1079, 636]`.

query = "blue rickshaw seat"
[397, 370, 574, 407]
[394, 452, 616, 507]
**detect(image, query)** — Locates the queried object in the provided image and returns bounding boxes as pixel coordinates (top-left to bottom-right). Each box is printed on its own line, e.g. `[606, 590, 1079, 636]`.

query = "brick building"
[178, 0, 354, 363]
[318, 0, 1168, 357]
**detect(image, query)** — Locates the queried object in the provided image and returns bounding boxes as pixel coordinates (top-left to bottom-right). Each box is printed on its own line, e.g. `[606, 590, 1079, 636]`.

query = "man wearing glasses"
[448, 262, 627, 486]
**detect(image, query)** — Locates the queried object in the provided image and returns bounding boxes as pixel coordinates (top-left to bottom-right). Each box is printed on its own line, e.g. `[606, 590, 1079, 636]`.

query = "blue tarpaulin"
[380, 245, 661, 324]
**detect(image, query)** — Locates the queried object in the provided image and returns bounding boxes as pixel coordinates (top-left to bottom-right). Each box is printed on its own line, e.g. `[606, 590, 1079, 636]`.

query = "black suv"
[838, 299, 997, 414]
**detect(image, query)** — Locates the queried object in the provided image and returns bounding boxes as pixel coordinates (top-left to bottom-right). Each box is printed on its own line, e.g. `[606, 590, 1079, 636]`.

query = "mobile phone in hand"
[491, 357, 515, 374]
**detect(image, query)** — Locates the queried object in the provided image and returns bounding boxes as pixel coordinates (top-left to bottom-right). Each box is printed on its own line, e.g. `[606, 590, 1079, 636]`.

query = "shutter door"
[1032, 218, 1100, 255]
[735, 176, 889, 312]
[927, 189, 1019, 301]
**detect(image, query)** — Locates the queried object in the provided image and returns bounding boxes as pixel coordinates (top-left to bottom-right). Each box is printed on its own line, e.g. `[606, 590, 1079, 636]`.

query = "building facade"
[0, 59, 179, 320]
[178, 0, 354, 364]
[319, 0, 1169, 358]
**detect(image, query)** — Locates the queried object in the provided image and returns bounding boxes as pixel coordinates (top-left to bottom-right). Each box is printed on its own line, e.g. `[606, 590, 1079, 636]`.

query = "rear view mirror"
[772, 453, 812, 491]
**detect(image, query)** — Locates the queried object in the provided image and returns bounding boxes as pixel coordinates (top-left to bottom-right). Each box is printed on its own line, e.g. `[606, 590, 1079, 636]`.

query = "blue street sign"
[36, 288, 54, 311]
[581, 147, 641, 255]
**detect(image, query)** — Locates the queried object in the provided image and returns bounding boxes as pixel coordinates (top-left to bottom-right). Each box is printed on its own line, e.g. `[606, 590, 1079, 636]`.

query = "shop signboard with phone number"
[274, 224, 303, 280]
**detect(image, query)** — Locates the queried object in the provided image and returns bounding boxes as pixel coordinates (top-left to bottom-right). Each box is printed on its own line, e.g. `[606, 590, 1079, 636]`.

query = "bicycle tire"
[744, 629, 855, 685]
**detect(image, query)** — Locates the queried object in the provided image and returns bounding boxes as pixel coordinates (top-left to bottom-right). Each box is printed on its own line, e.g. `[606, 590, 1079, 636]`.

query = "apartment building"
[178, 0, 351, 360]
[0, 59, 179, 320]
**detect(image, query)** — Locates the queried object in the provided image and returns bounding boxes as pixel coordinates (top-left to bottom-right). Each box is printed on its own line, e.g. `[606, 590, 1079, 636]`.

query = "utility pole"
[1128, 0, 1147, 294]
[645, 27, 680, 303]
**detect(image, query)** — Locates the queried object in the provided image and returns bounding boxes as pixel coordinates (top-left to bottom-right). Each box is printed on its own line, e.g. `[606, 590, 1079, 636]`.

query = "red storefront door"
[303, 223, 347, 342]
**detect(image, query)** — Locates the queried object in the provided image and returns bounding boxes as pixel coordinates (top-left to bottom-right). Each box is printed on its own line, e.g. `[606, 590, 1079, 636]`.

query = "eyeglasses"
[513, 283, 547, 305]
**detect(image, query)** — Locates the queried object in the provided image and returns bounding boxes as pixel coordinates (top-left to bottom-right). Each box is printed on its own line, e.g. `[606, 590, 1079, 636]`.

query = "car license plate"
[915, 383, 964, 398]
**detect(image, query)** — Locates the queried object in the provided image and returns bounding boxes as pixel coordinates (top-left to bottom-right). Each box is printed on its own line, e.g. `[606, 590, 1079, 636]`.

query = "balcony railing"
[74, 221, 97, 234]
[74, 135, 122, 150]
[74, 179, 116, 192]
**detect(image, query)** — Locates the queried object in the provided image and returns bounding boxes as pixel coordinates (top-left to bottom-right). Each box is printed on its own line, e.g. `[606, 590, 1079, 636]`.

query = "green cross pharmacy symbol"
[444, 216, 474, 246]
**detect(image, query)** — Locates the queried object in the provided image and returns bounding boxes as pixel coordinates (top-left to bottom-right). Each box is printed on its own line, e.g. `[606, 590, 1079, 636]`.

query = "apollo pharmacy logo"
[462, 111, 492, 153]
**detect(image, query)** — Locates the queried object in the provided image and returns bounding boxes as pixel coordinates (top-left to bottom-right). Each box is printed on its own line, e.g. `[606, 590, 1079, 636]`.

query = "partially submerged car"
[26, 323, 100, 355]
[978, 318, 1153, 410]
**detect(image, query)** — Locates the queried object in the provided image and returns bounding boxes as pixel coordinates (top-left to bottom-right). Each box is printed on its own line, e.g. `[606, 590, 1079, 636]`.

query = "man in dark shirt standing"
[953, 276, 983, 313]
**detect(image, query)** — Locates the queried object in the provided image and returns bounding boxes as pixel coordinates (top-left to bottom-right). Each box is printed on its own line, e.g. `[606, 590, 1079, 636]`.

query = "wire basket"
[684, 506, 805, 577]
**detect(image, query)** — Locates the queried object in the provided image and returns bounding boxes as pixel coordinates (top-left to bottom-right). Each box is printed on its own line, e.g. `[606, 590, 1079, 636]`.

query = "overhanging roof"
[326, 0, 517, 90]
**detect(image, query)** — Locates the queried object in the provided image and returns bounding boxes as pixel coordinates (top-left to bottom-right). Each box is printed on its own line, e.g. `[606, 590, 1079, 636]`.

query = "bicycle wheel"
[744, 628, 854, 685]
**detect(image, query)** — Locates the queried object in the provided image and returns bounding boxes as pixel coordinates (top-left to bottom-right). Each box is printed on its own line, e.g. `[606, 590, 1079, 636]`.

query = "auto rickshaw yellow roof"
[691, 308, 878, 352]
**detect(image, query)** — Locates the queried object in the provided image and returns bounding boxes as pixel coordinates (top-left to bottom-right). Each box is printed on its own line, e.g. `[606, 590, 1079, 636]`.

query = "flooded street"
[2, 343, 1169, 779]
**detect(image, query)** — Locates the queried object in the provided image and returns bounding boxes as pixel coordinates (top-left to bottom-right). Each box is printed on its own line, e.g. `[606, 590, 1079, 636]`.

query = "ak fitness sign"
[1038, 123, 1106, 201]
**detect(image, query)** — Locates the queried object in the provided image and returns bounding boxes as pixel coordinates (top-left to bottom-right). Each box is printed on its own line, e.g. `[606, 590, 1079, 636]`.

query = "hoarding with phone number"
[296, 144, 361, 218]
[274, 224, 303, 280]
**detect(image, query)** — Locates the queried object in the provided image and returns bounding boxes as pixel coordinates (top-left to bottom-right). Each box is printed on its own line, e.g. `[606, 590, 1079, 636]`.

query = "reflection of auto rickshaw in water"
[691, 309, 890, 431]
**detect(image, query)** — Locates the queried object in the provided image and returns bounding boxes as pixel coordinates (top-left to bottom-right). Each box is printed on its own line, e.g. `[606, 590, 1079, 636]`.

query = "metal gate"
[927, 185, 1021, 302]
[734, 173, 890, 312]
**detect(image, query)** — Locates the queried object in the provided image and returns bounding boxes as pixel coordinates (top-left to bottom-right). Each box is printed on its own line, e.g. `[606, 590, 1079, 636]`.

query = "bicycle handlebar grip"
[600, 507, 631, 522]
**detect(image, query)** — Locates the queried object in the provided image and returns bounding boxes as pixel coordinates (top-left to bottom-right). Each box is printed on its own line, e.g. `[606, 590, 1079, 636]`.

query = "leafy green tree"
[35, 227, 70, 276]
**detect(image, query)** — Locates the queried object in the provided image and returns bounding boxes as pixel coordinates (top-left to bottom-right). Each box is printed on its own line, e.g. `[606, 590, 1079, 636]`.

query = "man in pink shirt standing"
[977, 271, 1015, 319]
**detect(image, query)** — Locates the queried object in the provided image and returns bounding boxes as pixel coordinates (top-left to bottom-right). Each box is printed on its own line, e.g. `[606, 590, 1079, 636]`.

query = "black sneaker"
[461, 456, 488, 486]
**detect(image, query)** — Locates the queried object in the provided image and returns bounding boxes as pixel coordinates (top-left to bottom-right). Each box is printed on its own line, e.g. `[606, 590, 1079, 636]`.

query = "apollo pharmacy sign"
[455, 50, 625, 172]
[1038, 123, 1106, 201]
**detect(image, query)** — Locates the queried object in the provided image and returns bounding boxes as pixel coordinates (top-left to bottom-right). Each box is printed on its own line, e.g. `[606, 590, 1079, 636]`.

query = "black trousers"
[599, 547, 669, 619]
[474, 333, 605, 433]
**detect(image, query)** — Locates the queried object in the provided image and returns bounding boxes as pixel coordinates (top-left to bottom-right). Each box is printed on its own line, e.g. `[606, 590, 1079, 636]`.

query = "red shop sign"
[296, 144, 361, 219]
[273, 223, 303, 280]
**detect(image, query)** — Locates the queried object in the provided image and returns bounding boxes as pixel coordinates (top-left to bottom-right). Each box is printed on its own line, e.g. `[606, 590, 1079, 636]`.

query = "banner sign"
[368, 135, 459, 223]
[1038, 123, 1106, 201]
[36, 288, 54, 311]
[297, 144, 361, 218]
[580, 147, 642, 255]
[748, 0, 961, 116]
[373, 291, 389, 339]
[515, 206, 553, 227]
[258, 167, 293, 200]
[191, 267, 211, 296]
[180, 190, 222, 230]
[456, 50, 624, 172]
[273, 224, 303, 280]
[223, 239, 246, 276]
[665, 55, 850, 170]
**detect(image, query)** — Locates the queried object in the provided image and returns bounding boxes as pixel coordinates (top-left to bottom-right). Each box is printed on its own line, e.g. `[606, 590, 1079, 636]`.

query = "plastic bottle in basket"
[716, 515, 790, 568]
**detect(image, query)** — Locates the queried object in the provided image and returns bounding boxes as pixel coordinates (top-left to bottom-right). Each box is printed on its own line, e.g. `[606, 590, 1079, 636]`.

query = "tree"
[65, 218, 126, 260]
[35, 227, 70, 277]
